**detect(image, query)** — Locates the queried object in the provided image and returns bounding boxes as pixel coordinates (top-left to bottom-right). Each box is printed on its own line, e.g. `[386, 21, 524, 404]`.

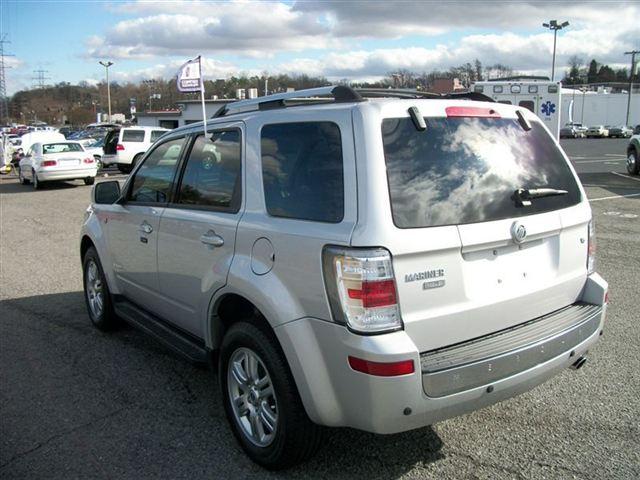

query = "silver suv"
[80, 86, 608, 469]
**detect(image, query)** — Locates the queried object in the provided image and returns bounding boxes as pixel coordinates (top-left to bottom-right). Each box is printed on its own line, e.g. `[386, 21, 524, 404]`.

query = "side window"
[261, 122, 344, 223]
[177, 130, 241, 211]
[150, 130, 167, 143]
[129, 138, 184, 204]
[122, 130, 145, 142]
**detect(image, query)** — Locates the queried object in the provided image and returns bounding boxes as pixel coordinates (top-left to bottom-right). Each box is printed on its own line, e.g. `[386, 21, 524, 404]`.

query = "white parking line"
[574, 159, 623, 164]
[611, 171, 640, 183]
[589, 192, 640, 201]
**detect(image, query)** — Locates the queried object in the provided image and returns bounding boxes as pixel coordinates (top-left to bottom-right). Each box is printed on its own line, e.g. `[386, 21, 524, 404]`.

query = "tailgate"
[379, 105, 590, 352]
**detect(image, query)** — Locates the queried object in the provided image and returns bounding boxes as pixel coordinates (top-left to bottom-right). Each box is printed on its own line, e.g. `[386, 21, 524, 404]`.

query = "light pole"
[99, 61, 114, 122]
[624, 50, 638, 126]
[542, 20, 569, 82]
[580, 86, 587, 125]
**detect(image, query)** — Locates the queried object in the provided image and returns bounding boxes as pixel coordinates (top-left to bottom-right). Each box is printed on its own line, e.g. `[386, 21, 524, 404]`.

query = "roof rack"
[212, 85, 364, 118]
[211, 85, 494, 118]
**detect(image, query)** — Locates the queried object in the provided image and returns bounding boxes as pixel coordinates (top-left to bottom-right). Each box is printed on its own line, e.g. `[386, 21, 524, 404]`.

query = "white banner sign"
[177, 56, 202, 92]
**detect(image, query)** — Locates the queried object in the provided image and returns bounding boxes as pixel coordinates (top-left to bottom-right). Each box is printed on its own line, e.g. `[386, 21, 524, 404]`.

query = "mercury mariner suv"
[80, 86, 608, 469]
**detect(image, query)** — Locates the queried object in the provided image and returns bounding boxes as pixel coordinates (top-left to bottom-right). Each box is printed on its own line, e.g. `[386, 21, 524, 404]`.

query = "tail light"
[322, 246, 402, 334]
[83, 157, 94, 164]
[587, 219, 596, 274]
[41, 160, 57, 167]
[116, 144, 125, 151]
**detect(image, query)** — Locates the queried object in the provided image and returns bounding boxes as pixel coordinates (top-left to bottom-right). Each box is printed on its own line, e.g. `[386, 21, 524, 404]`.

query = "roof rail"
[211, 85, 495, 118]
[212, 85, 364, 118]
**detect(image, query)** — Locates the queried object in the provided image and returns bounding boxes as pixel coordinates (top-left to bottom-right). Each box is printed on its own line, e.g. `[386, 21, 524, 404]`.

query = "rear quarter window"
[150, 130, 167, 143]
[122, 130, 145, 142]
[382, 116, 581, 228]
[261, 122, 344, 223]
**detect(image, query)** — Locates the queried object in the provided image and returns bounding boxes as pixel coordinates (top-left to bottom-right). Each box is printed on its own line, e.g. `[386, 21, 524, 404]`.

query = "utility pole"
[0, 35, 14, 124]
[99, 61, 114, 122]
[31, 69, 51, 89]
[542, 20, 569, 82]
[624, 50, 638, 126]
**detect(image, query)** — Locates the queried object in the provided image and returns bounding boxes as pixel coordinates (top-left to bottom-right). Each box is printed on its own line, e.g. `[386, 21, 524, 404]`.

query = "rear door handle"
[201, 230, 224, 247]
[139, 222, 153, 234]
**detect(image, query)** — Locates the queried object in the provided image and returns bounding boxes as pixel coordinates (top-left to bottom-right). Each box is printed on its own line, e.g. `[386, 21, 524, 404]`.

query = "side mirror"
[93, 180, 121, 204]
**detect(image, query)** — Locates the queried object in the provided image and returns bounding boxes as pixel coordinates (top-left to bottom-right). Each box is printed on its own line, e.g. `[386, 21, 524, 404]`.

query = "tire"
[627, 149, 639, 175]
[32, 170, 41, 190]
[18, 166, 29, 185]
[219, 321, 322, 470]
[117, 164, 130, 174]
[84, 177, 95, 185]
[82, 246, 119, 331]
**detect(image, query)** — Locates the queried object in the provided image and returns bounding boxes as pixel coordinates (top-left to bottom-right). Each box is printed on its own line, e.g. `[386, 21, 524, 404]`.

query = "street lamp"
[99, 61, 114, 122]
[542, 20, 569, 82]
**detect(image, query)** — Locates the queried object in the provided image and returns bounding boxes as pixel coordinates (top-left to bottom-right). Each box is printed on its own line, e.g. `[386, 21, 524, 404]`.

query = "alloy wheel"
[85, 260, 104, 319]
[227, 347, 279, 447]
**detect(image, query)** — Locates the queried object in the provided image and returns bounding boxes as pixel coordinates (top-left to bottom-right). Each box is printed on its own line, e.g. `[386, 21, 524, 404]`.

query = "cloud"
[82, 0, 639, 84]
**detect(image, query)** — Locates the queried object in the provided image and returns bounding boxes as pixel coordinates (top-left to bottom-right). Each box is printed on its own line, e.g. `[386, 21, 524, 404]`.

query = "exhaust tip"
[571, 356, 587, 370]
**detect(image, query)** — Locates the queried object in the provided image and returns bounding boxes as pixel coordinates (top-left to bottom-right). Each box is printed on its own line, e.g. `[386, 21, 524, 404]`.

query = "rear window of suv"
[382, 116, 581, 228]
[122, 130, 145, 142]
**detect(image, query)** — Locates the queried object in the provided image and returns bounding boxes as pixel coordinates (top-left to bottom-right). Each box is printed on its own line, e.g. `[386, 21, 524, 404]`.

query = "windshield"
[381, 117, 581, 228]
[42, 143, 83, 154]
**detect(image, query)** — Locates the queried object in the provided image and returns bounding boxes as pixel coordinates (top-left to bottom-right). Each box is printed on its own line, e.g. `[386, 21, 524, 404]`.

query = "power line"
[0, 34, 14, 123]
[32, 68, 51, 89]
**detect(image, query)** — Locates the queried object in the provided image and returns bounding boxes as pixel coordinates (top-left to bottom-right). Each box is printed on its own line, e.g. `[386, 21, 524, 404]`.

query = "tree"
[587, 59, 599, 84]
[563, 55, 585, 85]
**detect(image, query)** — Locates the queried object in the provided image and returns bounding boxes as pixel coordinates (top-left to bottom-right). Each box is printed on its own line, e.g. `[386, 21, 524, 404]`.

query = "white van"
[102, 126, 169, 173]
[472, 80, 562, 139]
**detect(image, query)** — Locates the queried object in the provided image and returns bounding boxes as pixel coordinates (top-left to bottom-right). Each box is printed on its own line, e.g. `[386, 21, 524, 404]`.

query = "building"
[136, 99, 235, 129]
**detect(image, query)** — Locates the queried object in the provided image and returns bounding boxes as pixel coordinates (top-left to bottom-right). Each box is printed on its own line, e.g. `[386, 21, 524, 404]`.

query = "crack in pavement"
[0, 406, 130, 471]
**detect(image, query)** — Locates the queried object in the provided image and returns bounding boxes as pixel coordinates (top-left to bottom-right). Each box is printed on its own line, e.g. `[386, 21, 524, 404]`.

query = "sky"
[2, 0, 640, 95]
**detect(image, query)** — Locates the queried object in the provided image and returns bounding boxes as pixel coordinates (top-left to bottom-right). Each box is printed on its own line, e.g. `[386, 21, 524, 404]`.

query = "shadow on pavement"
[0, 178, 83, 194]
[578, 172, 640, 199]
[1, 291, 444, 479]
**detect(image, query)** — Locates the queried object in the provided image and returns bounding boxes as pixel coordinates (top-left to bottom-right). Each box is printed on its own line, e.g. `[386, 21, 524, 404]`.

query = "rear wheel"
[84, 177, 95, 185]
[219, 321, 322, 469]
[82, 246, 119, 331]
[627, 149, 639, 175]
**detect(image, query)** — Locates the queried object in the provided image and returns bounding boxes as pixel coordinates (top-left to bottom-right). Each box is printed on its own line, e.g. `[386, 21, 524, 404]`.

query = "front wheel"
[83, 247, 119, 331]
[627, 150, 639, 175]
[219, 322, 322, 469]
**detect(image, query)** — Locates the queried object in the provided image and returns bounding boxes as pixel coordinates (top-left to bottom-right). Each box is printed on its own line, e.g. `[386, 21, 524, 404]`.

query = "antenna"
[32, 68, 51, 89]
[0, 34, 14, 123]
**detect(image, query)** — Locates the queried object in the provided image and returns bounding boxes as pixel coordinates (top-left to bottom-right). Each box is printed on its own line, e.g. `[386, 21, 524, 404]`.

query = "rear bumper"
[37, 167, 97, 181]
[276, 273, 607, 434]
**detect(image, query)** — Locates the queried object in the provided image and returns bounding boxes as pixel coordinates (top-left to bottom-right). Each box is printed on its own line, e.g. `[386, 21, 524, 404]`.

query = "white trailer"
[472, 80, 562, 139]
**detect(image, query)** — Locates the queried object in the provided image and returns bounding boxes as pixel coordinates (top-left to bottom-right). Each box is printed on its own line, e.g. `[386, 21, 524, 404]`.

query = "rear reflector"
[445, 106, 500, 118]
[348, 356, 415, 377]
[605, 292, 610, 304]
[41, 160, 57, 167]
[116, 144, 125, 151]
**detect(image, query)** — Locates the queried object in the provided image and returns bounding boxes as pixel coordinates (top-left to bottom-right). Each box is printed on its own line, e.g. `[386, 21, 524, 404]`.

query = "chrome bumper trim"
[420, 303, 602, 397]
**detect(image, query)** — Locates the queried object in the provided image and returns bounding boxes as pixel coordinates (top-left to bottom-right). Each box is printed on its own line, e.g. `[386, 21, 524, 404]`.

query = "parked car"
[627, 134, 640, 175]
[19, 141, 97, 189]
[80, 86, 608, 469]
[608, 125, 633, 138]
[634, 125, 640, 135]
[101, 126, 169, 173]
[560, 126, 581, 138]
[586, 125, 609, 138]
[84, 138, 105, 165]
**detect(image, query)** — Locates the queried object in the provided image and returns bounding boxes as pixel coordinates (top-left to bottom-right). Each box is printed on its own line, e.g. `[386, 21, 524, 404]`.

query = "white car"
[586, 125, 609, 138]
[19, 141, 98, 189]
[102, 126, 169, 173]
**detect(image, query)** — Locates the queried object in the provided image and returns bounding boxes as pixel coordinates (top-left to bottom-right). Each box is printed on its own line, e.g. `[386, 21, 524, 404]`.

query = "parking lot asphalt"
[1, 138, 639, 479]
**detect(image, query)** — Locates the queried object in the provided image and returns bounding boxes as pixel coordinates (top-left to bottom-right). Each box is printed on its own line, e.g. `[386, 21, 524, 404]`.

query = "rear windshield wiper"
[513, 188, 568, 206]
